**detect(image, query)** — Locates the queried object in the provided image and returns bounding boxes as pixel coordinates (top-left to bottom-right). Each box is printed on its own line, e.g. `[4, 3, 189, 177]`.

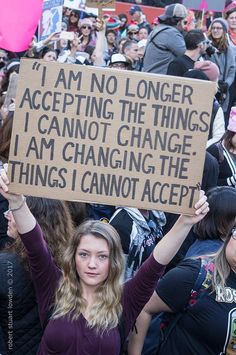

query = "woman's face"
[81, 24, 92, 36]
[211, 22, 224, 40]
[70, 12, 79, 24]
[138, 28, 148, 40]
[75, 234, 110, 291]
[43, 51, 57, 62]
[227, 11, 236, 31]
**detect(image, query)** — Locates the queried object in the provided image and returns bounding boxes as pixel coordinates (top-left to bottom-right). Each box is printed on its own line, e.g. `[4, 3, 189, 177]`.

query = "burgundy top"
[21, 224, 165, 355]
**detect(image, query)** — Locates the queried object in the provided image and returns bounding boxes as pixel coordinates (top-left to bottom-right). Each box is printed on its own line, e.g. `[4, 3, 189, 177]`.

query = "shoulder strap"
[143, 27, 170, 62]
[188, 257, 214, 307]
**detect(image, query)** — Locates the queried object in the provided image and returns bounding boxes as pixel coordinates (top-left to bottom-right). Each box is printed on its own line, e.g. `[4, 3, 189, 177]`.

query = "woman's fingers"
[194, 191, 209, 216]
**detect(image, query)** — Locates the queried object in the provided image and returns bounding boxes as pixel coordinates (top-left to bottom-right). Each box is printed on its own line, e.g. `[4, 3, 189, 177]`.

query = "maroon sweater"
[21, 224, 165, 355]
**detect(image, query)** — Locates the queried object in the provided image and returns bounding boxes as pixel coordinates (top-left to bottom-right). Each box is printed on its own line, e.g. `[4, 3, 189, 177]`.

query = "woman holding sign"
[0, 164, 208, 355]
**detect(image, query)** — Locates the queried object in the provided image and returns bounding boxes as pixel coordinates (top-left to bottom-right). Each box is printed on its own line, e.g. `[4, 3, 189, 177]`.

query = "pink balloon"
[0, 0, 43, 52]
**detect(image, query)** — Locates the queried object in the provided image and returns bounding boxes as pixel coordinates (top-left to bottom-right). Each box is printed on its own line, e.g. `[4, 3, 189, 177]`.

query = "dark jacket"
[0, 252, 43, 354]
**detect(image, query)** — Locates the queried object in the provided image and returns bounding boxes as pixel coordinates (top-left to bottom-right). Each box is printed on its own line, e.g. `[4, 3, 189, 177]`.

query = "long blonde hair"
[212, 228, 234, 291]
[52, 220, 125, 332]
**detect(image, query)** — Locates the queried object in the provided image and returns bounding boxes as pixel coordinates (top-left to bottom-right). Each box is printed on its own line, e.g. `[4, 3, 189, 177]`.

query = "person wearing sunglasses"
[206, 18, 235, 125]
[77, 18, 96, 53]
[68, 10, 80, 33]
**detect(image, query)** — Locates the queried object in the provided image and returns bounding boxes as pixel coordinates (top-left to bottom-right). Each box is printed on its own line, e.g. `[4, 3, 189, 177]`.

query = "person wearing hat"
[206, 18, 235, 120]
[207, 106, 236, 187]
[224, 4, 236, 131]
[142, 3, 187, 74]
[129, 5, 152, 33]
[107, 53, 132, 70]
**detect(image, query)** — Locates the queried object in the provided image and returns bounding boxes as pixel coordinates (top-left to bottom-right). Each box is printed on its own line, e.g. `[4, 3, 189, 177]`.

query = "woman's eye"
[99, 255, 108, 260]
[79, 252, 87, 258]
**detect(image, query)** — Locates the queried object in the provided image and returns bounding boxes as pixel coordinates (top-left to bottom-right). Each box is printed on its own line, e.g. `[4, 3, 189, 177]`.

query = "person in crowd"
[183, 63, 225, 148]
[207, 106, 236, 187]
[77, 18, 96, 52]
[0, 49, 8, 89]
[138, 26, 149, 40]
[206, 18, 235, 120]
[0, 59, 20, 97]
[0, 166, 208, 355]
[186, 186, 236, 257]
[110, 208, 166, 281]
[128, 219, 236, 355]
[224, 4, 236, 125]
[126, 24, 140, 41]
[129, 5, 152, 33]
[107, 53, 132, 70]
[106, 29, 119, 57]
[0, 196, 74, 354]
[118, 13, 128, 38]
[39, 47, 58, 62]
[67, 10, 80, 33]
[122, 39, 140, 70]
[167, 29, 208, 76]
[142, 3, 187, 74]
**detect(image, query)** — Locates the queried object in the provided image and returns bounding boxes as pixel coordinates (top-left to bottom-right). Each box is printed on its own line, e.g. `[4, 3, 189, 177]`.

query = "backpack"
[155, 257, 215, 354]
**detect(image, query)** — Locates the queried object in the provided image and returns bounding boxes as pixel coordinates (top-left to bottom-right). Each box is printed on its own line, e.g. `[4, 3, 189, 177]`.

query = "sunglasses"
[0, 56, 7, 61]
[211, 26, 223, 31]
[70, 13, 78, 17]
[81, 25, 92, 30]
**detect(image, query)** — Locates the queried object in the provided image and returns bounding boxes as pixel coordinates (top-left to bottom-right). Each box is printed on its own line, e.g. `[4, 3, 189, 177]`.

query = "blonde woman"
[0, 165, 208, 355]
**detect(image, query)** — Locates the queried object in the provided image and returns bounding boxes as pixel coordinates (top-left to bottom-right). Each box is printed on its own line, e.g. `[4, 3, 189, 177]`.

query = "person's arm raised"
[153, 191, 209, 265]
[0, 164, 36, 234]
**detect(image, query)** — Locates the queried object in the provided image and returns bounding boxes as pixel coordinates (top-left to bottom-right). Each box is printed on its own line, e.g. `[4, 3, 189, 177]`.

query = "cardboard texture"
[8, 59, 216, 214]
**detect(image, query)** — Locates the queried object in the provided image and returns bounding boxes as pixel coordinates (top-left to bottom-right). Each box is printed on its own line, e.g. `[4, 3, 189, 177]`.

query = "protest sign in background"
[38, 0, 64, 41]
[8, 59, 216, 215]
[182, 0, 226, 12]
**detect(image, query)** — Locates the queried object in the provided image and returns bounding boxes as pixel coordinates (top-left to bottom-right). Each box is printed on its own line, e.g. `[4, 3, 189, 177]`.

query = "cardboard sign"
[8, 59, 216, 214]
[182, 0, 226, 12]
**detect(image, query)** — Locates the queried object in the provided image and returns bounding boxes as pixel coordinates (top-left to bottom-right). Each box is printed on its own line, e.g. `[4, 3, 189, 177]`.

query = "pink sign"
[0, 0, 43, 52]
[183, 0, 225, 12]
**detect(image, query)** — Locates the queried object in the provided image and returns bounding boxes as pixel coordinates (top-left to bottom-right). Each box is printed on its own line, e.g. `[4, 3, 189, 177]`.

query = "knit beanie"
[194, 60, 220, 82]
[79, 18, 93, 28]
[227, 106, 236, 132]
[210, 17, 228, 32]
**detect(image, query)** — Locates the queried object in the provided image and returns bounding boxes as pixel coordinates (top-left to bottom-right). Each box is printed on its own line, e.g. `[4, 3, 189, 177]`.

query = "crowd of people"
[1, 1, 236, 354]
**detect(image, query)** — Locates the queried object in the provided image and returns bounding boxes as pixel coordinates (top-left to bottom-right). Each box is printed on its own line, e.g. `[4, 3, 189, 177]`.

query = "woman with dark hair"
[0, 166, 208, 355]
[206, 18, 235, 118]
[207, 106, 236, 187]
[77, 18, 96, 52]
[186, 186, 236, 257]
[0, 197, 74, 354]
[39, 47, 58, 62]
[128, 188, 236, 355]
[67, 10, 80, 33]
